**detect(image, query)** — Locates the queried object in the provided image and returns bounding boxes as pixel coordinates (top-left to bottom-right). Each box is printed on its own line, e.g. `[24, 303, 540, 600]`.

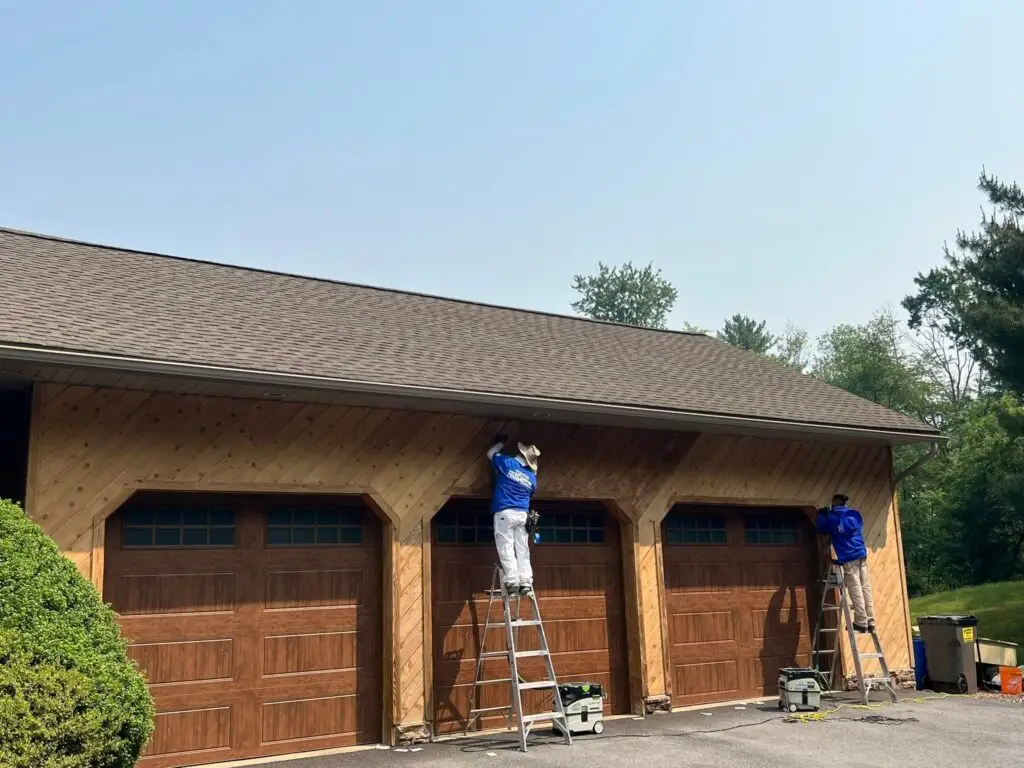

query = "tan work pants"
[841, 558, 875, 627]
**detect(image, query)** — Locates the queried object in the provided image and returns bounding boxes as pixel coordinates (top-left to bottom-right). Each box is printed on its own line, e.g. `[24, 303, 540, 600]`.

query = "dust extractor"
[777, 668, 823, 713]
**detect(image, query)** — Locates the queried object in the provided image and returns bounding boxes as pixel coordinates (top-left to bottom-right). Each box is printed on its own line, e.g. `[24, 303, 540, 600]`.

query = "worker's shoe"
[519, 584, 533, 597]
[867, 619, 877, 632]
[853, 622, 869, 633]
[503, 582, 519, 596]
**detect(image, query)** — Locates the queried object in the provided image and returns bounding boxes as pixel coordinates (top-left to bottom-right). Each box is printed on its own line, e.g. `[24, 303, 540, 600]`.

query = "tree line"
[571, 169, 1024, 596]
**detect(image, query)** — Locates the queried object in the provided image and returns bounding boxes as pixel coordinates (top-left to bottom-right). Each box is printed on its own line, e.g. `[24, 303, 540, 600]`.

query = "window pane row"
[665, 514, 726, 545]
[266, 525, 363, 546]
[744, 515, 798, 545]
[123, 525, 235, 547]
[121, 506, 365, 547]
[265, 506, 365, 547]
[665, 528, 727, 545]
[537, 511, 605, 545]
[434, 508, 607, 545]
[267, 508, 362, 527]
[435, 510, 493, 545]
[664, 513, 801, 546]
[665, 515, 726, 531]
[123, 507, 234, 527]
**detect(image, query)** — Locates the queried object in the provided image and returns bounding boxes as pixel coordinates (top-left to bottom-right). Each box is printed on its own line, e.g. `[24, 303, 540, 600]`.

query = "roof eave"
[0, 344, 946, 445]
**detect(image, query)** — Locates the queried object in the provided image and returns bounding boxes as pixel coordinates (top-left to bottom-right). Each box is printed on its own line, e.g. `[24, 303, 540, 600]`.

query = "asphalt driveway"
[272, 696, 1022, 768]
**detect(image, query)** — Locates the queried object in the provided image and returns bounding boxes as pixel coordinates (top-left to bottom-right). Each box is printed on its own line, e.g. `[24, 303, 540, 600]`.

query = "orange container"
[1000, 666, 1022, 695]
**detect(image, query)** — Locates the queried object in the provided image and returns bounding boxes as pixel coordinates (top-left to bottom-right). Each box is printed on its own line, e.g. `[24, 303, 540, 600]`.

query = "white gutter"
[0, 343, 946, 444]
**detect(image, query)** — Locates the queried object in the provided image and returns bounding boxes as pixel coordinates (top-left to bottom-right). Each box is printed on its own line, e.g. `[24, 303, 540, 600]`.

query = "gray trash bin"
[917, 614, 980, 694]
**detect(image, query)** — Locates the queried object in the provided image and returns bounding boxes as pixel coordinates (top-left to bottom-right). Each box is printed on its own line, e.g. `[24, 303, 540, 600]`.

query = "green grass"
[910, 580, 1024, 652]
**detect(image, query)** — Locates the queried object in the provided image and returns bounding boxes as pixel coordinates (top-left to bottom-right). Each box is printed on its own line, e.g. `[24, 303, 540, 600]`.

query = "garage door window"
[744, 514, 798, 545]
[538, 511, 605, 544]
[664, 514, 726, 545]
[122, 506, 235, 547]
[266, 506, 363, 545]
[434, 507, 491, 544]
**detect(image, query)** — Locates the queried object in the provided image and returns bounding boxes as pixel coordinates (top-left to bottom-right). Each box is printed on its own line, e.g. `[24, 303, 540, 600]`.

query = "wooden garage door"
[662, 505, 819, 708]
[431, 499, 630, 734]
[104, 493, 382, 768]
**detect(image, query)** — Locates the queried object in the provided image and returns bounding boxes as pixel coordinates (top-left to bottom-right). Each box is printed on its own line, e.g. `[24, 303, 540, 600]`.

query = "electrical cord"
[782, 692, 949, 724]
[454, 692, 951, 751]
[455, 717, 782, 751]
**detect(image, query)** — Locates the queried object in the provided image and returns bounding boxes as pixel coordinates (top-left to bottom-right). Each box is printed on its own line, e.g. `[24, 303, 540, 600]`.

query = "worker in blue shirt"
[486, 434, 541, 596]
[816, 493, 875, 632]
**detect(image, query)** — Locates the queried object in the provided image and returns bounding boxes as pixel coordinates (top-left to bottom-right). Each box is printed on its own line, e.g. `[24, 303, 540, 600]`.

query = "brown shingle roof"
[0, 227, 939, 438]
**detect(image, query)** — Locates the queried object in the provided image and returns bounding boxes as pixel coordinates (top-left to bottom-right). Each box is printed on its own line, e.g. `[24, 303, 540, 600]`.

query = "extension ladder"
[464, 564, 572, 752]
[811, 560, 898, 704]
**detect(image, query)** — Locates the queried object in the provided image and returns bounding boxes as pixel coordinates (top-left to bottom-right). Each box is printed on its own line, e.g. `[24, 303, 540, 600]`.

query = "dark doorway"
[0, 387, 32, 506]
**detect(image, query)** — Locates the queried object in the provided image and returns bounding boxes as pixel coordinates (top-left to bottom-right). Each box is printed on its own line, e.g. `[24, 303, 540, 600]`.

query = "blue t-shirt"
[490, 453, 537, 513]
[815, 505, 868, 564]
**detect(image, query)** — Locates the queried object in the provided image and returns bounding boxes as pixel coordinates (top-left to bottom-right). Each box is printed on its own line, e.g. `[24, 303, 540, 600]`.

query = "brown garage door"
[431, 499, 630, 734]
[104, 493, 382, 768]
[662, 505, 819, 708]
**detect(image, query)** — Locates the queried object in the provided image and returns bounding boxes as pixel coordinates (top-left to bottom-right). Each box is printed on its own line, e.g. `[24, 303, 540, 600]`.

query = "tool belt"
[526, 509, 540, 534]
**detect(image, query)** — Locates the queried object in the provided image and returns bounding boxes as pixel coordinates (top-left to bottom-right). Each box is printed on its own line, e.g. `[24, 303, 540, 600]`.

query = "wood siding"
[25, 383, 913, 748]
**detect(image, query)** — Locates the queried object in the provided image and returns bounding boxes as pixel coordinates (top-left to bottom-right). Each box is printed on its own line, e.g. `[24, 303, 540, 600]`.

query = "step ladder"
[811, 560, 898, 704]
[464, 564, 571, 752]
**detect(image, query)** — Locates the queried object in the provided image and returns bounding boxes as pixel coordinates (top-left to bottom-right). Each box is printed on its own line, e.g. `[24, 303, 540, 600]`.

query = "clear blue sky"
[2, 1, 1021, 342]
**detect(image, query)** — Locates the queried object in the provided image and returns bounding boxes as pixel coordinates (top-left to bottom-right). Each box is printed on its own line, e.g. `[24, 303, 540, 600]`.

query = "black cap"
[832, 492, 849, 503]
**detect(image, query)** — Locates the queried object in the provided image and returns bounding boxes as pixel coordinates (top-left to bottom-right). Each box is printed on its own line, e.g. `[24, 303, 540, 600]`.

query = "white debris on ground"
[975, 691, 1024, 704]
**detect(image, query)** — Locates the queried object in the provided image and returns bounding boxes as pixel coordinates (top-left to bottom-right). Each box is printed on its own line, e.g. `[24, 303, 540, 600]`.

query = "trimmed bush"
[0, 499, 153, 767]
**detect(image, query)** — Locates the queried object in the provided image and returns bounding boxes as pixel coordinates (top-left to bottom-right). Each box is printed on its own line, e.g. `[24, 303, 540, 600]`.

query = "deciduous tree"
[571, 261, 678, 328]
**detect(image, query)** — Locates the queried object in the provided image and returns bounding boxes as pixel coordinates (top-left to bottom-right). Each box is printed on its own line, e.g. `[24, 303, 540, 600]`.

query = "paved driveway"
[274, 696, 1022, 768]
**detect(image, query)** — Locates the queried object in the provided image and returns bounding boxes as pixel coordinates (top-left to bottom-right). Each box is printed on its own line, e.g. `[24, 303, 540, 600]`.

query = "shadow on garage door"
[661, 503, 821, 708]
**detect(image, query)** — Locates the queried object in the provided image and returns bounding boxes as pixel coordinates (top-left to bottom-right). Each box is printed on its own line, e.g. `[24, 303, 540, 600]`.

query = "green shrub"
[0, 499, 153, 767]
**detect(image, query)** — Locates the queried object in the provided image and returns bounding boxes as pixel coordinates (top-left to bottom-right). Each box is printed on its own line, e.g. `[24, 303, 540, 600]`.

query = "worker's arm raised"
[814, 507, 831, 535]
[486, 433, 509, 461]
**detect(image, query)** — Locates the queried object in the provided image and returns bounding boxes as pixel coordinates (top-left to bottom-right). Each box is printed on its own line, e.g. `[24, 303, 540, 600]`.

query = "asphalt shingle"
[0, 228, 939, 437]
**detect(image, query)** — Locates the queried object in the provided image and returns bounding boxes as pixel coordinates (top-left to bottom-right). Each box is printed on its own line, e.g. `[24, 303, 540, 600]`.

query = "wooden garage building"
[0, 228, 941, 767]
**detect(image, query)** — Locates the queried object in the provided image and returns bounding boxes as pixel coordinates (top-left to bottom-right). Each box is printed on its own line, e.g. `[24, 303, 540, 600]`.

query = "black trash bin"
[917, 614, 980, 694]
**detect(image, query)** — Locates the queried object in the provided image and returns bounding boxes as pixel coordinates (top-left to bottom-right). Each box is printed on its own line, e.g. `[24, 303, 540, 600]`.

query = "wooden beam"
[619, 516, 645, 714]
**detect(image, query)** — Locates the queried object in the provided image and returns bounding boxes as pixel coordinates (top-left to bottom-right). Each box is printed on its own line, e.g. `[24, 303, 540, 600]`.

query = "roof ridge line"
[0, 225, 708, 339]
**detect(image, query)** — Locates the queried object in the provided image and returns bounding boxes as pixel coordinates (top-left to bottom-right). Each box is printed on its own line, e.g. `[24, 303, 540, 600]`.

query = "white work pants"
[493, 509, 532, 587]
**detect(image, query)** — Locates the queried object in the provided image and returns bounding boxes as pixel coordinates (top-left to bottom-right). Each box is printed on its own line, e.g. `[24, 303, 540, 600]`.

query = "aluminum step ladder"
[811, 560, 898, 704]
[464, 564, 571, 751]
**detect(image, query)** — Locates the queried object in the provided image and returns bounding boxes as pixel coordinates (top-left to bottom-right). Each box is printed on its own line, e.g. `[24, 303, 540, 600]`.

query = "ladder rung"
[515, 650, 549, 658]
[511, 620, 542, 627]
[476, 678, 513, 685]
[813, 649, 836, 655]
[858, 653, 884, 659]
[518, 680, 558, 690]
[480, 651, 509, 658]
[470, 705, 512, 714]
[862, 677, 893, 684]
[821, 606, 841, 612]
[520, 712, 566, 724]
[817, 628, 839, 633]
